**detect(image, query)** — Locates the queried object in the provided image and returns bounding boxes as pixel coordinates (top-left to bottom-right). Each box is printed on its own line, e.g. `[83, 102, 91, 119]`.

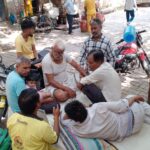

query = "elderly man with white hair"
[42, 40, 86, 102]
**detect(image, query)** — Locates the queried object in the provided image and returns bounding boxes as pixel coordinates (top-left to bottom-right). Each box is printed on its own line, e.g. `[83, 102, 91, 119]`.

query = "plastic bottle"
[123, 25, 136, 43]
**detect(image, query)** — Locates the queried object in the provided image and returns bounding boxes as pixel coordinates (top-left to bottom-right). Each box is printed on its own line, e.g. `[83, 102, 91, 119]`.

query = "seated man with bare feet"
[42, 40, 86, 102]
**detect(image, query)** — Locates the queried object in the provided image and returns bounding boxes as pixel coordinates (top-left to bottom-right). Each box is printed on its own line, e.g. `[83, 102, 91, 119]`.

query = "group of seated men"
[5, 18, 150, 150]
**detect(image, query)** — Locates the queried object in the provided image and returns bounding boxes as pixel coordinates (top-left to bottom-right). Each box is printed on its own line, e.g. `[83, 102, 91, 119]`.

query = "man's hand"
[53, 105, 60, 118]
[69, 60, 87, 77]
[64, 87, 76, 98]
[128, 95, 144, 106]
[53, 105, 60, 136]
[133, 96, 144, 103]
[77, 82, 83, 90]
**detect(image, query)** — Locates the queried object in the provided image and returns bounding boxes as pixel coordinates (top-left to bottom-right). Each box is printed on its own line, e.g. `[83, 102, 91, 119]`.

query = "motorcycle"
[114, 30, 150, 77]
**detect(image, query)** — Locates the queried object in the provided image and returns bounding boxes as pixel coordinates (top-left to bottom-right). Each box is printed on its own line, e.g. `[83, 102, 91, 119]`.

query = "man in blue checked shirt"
[80, 18, 116, 69]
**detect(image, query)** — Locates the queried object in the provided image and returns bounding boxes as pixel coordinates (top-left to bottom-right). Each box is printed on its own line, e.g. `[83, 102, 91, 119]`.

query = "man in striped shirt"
[80, 18, 116, 69]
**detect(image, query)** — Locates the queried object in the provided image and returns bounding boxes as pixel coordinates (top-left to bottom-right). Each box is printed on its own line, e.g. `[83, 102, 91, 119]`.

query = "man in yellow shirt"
[15, 18, 38, 60]
[84, 0, 96, 32]
[7, 88, 60, 150]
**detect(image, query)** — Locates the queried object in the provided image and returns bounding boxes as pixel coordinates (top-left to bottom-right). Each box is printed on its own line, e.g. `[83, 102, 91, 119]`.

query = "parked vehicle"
[115, 30, 150, 77]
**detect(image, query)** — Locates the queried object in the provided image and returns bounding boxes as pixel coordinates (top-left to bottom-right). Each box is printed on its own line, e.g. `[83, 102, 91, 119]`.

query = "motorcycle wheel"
[140, 59, 150, 77]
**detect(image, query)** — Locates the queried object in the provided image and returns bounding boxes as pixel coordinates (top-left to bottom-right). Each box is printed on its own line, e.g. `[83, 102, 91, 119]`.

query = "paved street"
[0, 7, 150, 100]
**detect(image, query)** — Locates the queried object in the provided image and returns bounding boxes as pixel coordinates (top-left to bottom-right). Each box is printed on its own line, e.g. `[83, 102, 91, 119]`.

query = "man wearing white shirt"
[125, 0, 137, 23]
[63, 0, 75, 34]
[78, 50, 121, 102]
[61, 96, 150, 141]
[42, 40, 86, 102]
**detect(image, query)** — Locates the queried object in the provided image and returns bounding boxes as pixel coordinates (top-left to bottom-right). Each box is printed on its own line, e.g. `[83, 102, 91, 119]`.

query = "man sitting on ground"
[6, 56, 31, 112]
[61, 96, 150, 141]
[7, 88, 60, 150]
[6, 56, 51, 113]
[80, 18, 116, 68]
[15, 18, 38, 60]
[42, 40, 86, 102]
[78, 50, 121, 102]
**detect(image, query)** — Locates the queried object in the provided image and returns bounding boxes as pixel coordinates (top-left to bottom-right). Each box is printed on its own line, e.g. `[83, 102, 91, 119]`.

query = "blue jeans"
[126, 10, 135, 22]
[67, 14, 74, 34]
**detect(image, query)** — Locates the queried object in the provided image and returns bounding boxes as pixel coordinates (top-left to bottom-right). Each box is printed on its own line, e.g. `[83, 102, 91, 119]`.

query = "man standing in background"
[84, 0, 96, 32]
[125, 0, 137, 23]
[64, 0, 75, 34]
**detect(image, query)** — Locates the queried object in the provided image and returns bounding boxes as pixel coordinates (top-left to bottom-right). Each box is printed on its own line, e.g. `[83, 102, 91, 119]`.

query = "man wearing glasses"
[42, 40, 86, 102]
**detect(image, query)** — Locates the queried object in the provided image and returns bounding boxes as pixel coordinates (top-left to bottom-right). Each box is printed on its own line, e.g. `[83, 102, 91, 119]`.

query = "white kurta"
[61, 98, 150, 141]
[80, 62, 121, 102]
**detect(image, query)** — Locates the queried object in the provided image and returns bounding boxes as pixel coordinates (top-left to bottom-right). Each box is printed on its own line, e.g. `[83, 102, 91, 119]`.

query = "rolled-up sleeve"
[80, 69, 103, 85]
